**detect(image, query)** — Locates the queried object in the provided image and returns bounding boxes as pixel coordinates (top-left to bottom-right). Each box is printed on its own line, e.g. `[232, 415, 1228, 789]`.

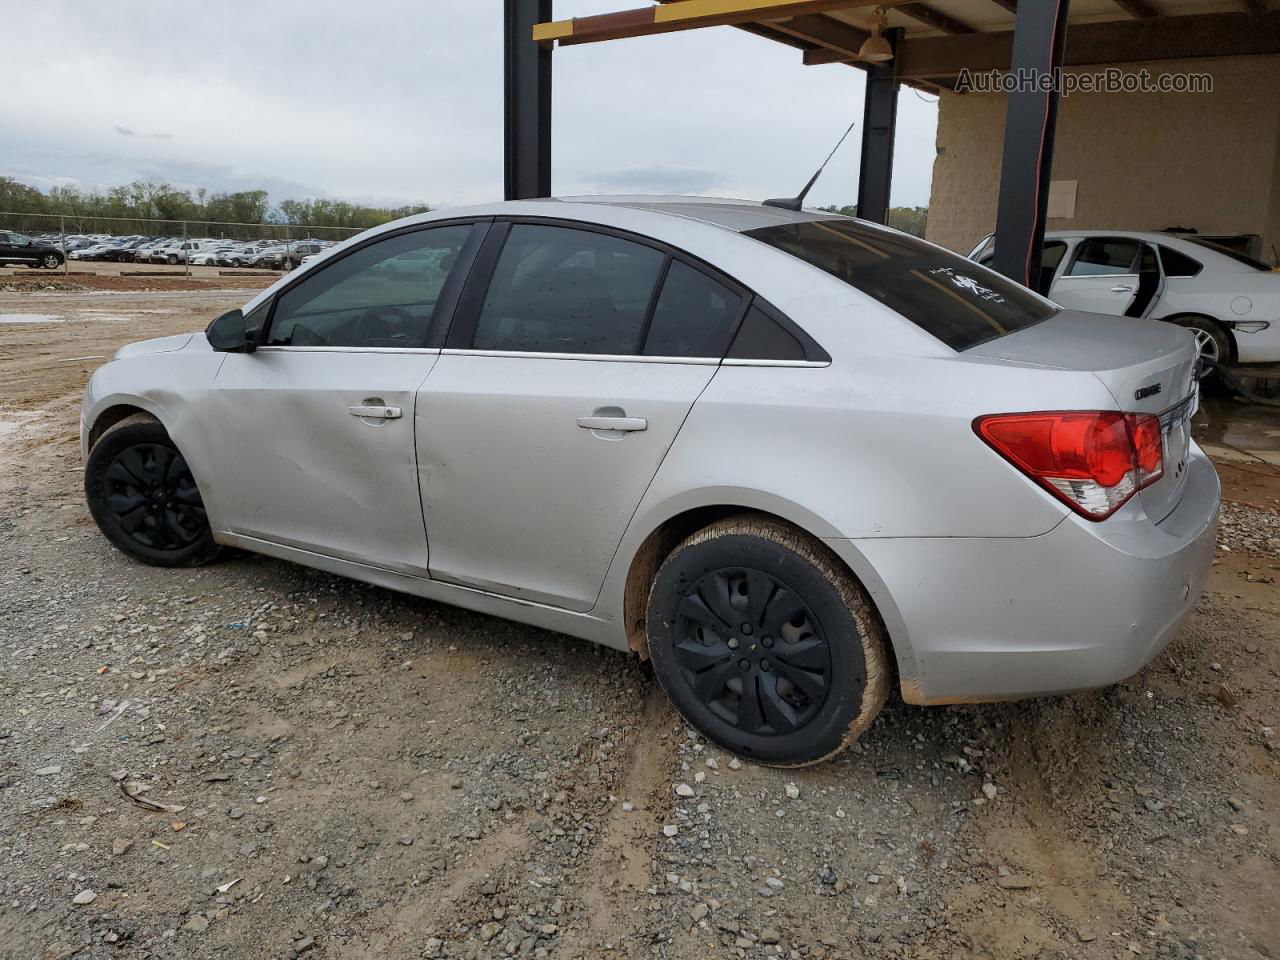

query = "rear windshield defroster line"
[745, 219, 1058, 351]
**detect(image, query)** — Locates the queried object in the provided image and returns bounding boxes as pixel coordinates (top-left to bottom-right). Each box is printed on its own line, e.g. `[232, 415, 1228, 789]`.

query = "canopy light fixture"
[858, 7, 894, 64]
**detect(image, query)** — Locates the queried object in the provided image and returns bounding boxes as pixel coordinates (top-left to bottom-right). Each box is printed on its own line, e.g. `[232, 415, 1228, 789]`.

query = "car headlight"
[1232, 321, 1271, 334]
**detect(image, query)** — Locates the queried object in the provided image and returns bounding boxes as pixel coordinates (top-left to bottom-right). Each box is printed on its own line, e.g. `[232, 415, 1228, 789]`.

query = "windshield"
[1184, 237, 1274, 271]
[746, 219, 1057, 351]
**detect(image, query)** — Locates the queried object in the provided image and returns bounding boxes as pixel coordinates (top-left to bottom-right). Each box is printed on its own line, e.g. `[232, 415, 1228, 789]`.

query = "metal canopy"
[533, 0, 1280, 91]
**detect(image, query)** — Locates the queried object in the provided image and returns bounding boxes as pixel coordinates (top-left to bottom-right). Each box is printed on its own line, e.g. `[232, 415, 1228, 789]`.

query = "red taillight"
[974, 411, 1164, 520]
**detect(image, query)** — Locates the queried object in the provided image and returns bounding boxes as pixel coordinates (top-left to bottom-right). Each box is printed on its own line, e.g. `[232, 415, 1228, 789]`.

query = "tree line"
[0, 176, 431, 240]
[818, 204, 928, 238]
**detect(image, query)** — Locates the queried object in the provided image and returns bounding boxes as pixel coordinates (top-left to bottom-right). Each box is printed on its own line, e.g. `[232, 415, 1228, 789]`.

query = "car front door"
[1050, 236, 1142, 314]
[0, 232, 32, 264]
[206, 221, 484, 574]
[416, 221, 747, 612]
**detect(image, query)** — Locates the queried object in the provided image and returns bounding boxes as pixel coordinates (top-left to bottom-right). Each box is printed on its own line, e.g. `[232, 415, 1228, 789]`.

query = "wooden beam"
[986, 0, 1017, 11]
[897, 2, 975, 34]
[533, 0, 887, 46]
[805, 9, 1280, 71]
[1112, 0, 1159, 17]
[770, 13, 869, 59]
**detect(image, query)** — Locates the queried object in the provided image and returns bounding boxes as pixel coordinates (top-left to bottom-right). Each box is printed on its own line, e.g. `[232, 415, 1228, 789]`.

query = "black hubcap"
[673, 568, 832, 736]
[104, 443, 205, 550]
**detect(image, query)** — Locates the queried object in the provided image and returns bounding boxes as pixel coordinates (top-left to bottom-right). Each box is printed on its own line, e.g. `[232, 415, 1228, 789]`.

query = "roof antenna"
[763, 118, 857, 212]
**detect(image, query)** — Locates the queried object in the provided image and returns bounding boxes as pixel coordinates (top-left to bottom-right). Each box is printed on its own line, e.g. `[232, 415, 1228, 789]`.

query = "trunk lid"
[967, 310, 1199, 522]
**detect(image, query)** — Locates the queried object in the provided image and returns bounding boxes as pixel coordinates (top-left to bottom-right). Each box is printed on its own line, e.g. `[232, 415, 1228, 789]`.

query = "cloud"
[114, 125, 172, 139]
[586, 165, 725, 194]
[1, 0, 937, 210]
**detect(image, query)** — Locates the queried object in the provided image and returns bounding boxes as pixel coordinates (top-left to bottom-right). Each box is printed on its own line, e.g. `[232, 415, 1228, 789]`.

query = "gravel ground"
[1, 287, 1277, 960]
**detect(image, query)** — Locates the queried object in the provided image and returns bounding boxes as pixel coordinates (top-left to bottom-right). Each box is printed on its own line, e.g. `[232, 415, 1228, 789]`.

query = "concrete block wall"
[925, 55, 1280, 262]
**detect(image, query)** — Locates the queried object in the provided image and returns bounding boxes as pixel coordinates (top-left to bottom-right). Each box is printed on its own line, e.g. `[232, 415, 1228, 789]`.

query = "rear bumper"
[832, 446, 1219, 704]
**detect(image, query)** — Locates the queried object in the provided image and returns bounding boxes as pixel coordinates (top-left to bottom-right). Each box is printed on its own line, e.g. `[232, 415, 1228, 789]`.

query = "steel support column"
[504, 0, 552, 200]
[991, 0, 1071, 287]
[855, 28, 901, 225]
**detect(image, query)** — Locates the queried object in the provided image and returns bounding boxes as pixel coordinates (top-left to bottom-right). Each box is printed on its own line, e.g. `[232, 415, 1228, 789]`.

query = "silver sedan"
[81, 197, 1219, 765]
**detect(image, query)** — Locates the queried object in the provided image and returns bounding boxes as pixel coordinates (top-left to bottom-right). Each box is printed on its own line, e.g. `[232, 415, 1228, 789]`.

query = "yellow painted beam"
[533, 0, 885, 46]
[532, 20, 574, 42]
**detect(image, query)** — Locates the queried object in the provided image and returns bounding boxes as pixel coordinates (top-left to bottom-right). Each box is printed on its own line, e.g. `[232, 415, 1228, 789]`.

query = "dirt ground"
[1, 283, 1277, 960]
[1, 261, 282, 282]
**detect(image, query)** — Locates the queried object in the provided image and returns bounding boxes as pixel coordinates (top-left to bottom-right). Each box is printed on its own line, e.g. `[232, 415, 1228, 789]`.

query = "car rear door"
[1050, 236, 1141, 314]
[206, 221, 485, 574]
[415, 220, 747, 612]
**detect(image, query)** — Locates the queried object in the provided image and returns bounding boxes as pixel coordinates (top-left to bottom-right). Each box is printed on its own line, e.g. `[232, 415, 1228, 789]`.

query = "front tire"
[85, 415, 220, 567]
[41, 254, 61, 269]
[646, 515, 890, 766]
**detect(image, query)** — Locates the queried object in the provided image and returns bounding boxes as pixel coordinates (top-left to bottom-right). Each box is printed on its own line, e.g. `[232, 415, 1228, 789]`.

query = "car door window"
[642, 260, 742, 358]
[1036, 240, 1068, 295]
[1157, 245, 1203, 278]
[266, 224, 473, 348]
[472, 224, 665, 355]
[1067, 238, 1140, 276]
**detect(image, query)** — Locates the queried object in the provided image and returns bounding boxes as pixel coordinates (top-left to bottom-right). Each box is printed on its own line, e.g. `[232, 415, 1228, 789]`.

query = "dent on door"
[415, 354, 716, 612]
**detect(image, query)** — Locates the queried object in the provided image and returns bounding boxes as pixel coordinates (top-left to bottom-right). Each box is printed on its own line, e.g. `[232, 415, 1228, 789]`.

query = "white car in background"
[968, 231, 1280, 368]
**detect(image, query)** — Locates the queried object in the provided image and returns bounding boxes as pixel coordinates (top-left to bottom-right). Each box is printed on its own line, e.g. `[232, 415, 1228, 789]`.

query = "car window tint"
[266, 225, 472, 348]
[746, 219, 1056, 352]
[726, 305, 805, 361]
[1158, 245, 1204, 278]
[1185, 237, 1271, 271]
[473, 224, 665, 355]
[642, 261, 742, 358]
[1067, 238, 1140, 276]
[1033, 240, 1069, 295]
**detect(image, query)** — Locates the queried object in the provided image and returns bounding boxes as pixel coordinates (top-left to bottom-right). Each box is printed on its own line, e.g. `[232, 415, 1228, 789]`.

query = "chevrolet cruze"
[81, 197, 1219, 765]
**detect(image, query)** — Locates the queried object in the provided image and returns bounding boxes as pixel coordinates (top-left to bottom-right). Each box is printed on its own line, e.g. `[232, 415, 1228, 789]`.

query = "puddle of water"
[0, 313, 66, 324]
[1194, 391, 1280, 465]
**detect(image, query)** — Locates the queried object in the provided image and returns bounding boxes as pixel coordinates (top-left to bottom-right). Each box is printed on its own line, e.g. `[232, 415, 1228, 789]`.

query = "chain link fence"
[0, 211, 370, 276]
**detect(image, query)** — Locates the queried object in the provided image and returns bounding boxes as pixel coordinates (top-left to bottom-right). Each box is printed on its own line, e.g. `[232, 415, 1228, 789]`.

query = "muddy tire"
[85, 414, 220, 568]
[646, 514, 890, 766]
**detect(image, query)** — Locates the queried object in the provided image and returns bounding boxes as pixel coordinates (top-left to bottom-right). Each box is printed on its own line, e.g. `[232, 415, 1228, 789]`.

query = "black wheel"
[647, 515, 890, 766]
[166, 254, 178, 265]
[1172, 316, 1232, 379]
[41, 253, 61, 269]
[85, 415, 220, 567]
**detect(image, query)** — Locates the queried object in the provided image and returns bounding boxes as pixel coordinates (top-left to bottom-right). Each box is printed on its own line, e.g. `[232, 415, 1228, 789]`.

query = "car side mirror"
[206, 308, 255, 353]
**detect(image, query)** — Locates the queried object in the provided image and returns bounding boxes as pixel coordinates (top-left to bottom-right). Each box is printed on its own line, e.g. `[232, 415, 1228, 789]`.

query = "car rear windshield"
[745, 219, 1057, 351]
[1184, 237, 1273, 272]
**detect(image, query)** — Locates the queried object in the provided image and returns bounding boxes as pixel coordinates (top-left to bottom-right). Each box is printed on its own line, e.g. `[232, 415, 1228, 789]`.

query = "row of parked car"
[28, 232, 338, 270]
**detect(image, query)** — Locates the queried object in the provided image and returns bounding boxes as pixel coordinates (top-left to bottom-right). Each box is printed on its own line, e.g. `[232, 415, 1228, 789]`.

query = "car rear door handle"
[348, 404, 402, 420]
[577, 416, 647, 432]
[1109, 285, 1134, 293]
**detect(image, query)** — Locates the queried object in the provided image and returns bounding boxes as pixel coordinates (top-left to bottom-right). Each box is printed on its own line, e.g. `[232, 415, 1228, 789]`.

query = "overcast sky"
[2, 0, 938, 212]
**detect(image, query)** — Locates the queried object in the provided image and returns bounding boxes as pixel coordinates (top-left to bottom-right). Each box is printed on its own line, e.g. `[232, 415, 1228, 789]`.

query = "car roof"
[552, 195, 833, 233]
[1044, 229, 1210, 246]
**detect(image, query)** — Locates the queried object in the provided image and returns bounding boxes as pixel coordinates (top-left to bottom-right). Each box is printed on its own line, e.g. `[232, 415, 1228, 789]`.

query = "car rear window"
[1184, 237, 1273, 271]
[745, 219, 1057, 351]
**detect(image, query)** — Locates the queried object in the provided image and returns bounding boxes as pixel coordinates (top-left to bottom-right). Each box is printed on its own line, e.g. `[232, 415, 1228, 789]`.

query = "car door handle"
[348, 404, 402, 419]
[577, 416, 647, 432]
[1109, 285, 1134, 293]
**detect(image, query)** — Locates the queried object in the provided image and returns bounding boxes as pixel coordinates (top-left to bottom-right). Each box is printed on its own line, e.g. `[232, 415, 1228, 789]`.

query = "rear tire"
[85, 415, 220, 568]
[646, 514, 890, 766]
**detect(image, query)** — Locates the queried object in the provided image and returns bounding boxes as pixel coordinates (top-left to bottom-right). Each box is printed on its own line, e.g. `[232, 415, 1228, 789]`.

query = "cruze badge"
[1135, 383, 1162, 401]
